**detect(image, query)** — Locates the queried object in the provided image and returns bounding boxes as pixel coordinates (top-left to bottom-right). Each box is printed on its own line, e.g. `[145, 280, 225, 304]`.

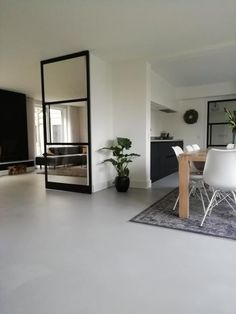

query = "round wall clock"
[183, 109, 198, 124]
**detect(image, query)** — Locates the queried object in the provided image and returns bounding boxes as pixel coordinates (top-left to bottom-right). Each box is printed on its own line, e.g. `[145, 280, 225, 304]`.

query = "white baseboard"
[93, 178, 151, 192]
[92, 179, 114, 192]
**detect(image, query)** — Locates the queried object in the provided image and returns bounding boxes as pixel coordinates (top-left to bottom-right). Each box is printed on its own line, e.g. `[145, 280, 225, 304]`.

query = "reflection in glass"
[34, 106, 44, 155]
[210, 124, 232, 146]
[209, 100, 236, 123]
[46, 102, 88, 143]
[44, 56, 87, 102]
[45, 144, 89, 185]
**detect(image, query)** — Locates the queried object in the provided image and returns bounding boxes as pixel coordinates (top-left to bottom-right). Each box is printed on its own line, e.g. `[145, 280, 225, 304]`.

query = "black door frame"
[40, 50, 92, 193]
[207, 98, 236, 148]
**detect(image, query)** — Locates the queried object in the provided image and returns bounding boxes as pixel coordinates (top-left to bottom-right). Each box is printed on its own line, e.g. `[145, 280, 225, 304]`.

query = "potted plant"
[224, 107, 236, 146]
[101, 137, 140, 192]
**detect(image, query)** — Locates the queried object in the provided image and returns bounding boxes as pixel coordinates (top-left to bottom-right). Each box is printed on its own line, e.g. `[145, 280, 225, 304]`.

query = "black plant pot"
[115, 176, 130, 192]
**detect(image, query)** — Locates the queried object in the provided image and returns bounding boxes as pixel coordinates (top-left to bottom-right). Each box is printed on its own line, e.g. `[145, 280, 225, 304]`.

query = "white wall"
[89, 66, 236, 191]
[151, 70, 177, 110]
[151, 108, 172, 137]
[44, 57, 87, 101]
[166, 94, 236, 149]
[166, 98, 208, 148]
[155, 81, 236, 150]
[176, 81, 236, 100]
[90, 54, 114, 192]
[67, 106, 81, 142]
[150, 77, 236, 149]
[79, 106, 88, 142]
[67, 104, 88, 143]
[112, 60, 151, 188]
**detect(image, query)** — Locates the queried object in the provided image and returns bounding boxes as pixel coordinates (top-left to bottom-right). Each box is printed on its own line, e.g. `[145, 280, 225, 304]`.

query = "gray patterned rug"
[130, 189, 236, 240]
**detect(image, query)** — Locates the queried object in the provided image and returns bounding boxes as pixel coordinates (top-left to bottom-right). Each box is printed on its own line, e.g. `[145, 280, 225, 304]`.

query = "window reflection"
[46, 102, 88, 143]
[45, 144, 89, 185]
[44, 56, 87, 102]
[35, 105, 44, 156]
[209, 101, 236, 124]
[208, 100, 236, 147]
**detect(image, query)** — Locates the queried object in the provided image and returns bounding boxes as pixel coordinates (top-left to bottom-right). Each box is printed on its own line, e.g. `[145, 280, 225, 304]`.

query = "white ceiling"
[0, 0, 236, 99]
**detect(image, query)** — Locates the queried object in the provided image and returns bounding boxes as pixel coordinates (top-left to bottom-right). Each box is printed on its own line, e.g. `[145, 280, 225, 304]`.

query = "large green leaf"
[103, 158, 118, 166]
[101, 137, 140, 177]
[117, 137, 132, 149]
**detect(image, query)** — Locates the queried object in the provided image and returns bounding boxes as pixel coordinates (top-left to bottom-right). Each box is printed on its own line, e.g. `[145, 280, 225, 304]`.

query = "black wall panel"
[151, 140, 183, 182]
[0, 89, 28, 162]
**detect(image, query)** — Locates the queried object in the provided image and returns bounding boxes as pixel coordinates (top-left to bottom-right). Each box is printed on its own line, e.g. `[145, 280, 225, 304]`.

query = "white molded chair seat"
[226, 143, 234, 149]
[192, 144, 200, 151]
[186, 144, 205, 172]
[172, 145, 184, 157]
[200, 149, 236, 226]
[185, 145, 204, 172]
[186, 145, 194, 152]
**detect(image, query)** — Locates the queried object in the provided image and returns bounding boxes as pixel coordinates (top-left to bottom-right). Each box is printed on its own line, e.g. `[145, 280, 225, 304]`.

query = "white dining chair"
[226, 143, 234, 149]
[186, 145, 205, 172]
[185, 145, 198, 172]
[172, 145, 184, 157]
[192, 144, 200, 151]
[172, 146, 209, 212]
[185, 145, 194, 152]
[200, 149, 236, 226]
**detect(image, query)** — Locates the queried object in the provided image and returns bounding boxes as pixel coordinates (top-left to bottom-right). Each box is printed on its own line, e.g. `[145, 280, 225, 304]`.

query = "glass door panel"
[207, 99, 236, 147]
[41, 51, 91, 193]
[45, 144, 89, 186]
[44, 56, 87, 102]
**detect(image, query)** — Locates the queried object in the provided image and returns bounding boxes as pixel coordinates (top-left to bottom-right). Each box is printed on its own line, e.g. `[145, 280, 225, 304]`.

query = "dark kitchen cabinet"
[151, 140, 183, 182]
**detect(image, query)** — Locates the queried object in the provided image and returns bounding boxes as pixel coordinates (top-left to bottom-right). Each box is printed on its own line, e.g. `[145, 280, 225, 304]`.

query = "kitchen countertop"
[151, 139, 183, 142]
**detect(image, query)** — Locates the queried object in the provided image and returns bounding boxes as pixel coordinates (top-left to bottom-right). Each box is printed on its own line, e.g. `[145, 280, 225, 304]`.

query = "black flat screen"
[0, 89, 28, 162]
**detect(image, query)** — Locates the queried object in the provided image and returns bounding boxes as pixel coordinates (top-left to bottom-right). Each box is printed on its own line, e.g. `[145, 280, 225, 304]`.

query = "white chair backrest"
[186, 145, 194, 152]
[203, 149, 236, 190]
[172, 146, 184, 158]
[192, 144, 200, 151]
[185, 145, 203, 171]
[226, 143, 234, 149]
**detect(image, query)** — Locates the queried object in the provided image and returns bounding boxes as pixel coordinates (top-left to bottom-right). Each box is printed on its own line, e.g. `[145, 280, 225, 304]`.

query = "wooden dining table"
[178, 149, 208, 218]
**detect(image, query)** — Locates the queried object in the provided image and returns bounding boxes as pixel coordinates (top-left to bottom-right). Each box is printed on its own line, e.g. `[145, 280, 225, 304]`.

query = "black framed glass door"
[41, 51, 92, 193]
[207, 99, 236, 148]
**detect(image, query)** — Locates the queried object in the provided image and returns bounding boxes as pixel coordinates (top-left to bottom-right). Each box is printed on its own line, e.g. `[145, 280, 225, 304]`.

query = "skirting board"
[92, 179, 114, 192]
[93, 178, 152, 192]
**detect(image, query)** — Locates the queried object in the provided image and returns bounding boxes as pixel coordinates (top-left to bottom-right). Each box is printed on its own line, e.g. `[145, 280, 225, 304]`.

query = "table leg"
[179, 156, 190, 218]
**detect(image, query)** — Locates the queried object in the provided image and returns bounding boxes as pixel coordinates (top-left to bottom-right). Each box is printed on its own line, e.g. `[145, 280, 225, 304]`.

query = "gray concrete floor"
[0, 172, 236, 314]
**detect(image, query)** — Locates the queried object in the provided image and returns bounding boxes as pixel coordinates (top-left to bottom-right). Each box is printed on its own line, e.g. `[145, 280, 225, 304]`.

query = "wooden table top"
[178, 149, 208, 162]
